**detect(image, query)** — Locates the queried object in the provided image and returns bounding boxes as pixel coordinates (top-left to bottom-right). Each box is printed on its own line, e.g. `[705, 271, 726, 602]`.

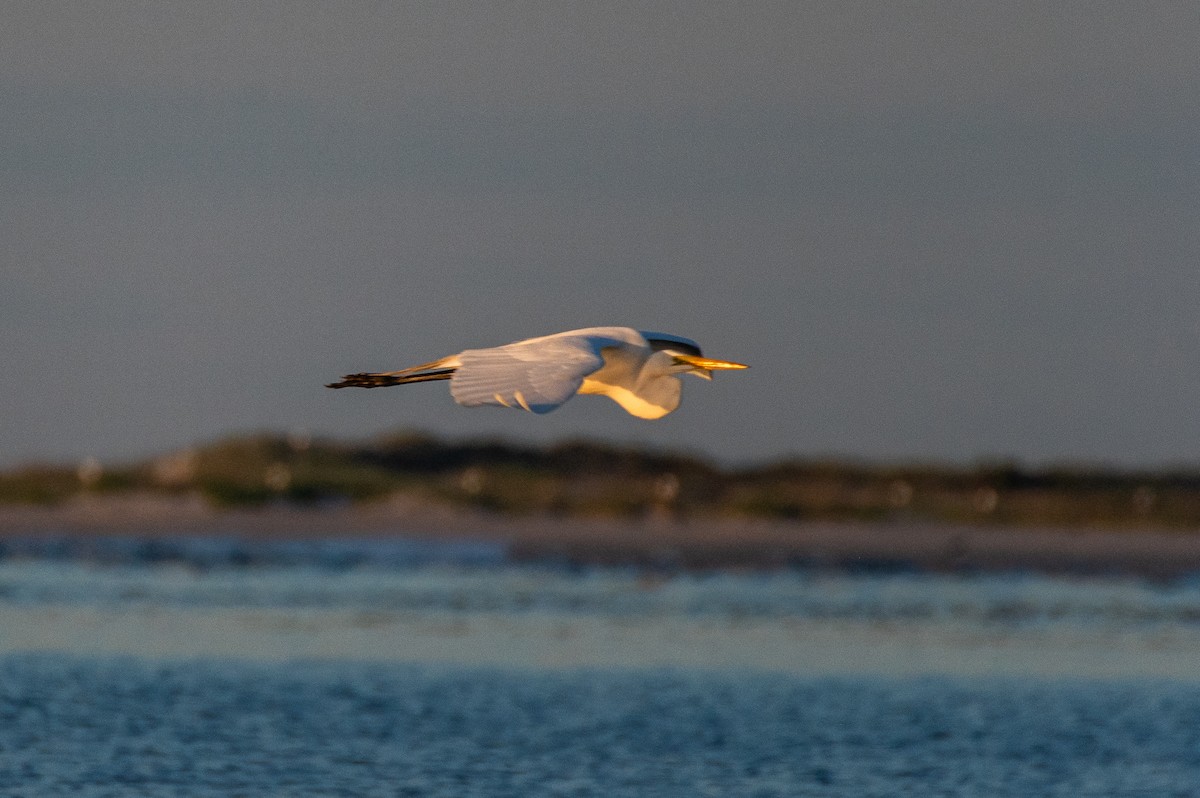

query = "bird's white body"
[328, 326, 747, 419]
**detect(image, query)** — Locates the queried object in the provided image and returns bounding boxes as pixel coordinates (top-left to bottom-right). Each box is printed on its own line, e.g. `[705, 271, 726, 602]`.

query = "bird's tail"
[326, 358, 456, 389]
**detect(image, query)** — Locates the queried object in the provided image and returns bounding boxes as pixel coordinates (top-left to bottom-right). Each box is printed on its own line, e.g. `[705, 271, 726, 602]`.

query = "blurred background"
[3, 3, 1197, 470]
[5, 6, 1200, 795]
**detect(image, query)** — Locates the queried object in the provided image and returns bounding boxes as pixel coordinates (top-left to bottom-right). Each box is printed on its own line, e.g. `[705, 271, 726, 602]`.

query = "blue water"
[3, 534, 1200, 796]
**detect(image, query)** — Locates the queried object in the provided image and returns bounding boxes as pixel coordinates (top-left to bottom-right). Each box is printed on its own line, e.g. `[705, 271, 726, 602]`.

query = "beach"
[4, 495, 1200, 577]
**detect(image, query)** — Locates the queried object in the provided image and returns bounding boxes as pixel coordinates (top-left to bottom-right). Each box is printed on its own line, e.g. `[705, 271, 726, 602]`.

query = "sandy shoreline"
[3, 496, 1200, 577]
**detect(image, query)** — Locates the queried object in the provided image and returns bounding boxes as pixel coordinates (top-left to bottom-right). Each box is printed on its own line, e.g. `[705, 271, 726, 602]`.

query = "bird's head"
[643, 332, 750, 380]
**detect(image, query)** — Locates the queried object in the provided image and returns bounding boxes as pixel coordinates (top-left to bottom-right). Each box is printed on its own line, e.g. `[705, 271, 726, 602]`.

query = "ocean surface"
[2, 533, 1200, 796]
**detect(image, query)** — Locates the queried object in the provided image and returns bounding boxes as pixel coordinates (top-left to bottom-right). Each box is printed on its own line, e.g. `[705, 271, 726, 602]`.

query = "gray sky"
[2, 2, 1198, 468]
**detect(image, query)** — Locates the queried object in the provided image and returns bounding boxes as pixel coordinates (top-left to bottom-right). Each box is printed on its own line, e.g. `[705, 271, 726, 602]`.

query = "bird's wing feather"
[450, 335, 608, 413]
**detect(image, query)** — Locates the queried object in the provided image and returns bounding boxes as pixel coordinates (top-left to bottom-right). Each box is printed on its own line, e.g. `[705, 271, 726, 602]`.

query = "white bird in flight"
[327, 326, 748, 419]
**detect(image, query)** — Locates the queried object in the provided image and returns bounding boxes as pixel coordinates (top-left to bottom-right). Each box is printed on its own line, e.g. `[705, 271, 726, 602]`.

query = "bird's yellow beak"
[672, 354, 750, 371]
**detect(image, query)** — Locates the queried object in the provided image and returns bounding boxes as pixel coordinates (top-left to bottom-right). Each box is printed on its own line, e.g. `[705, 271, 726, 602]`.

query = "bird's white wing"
[450, 335, 608, 414]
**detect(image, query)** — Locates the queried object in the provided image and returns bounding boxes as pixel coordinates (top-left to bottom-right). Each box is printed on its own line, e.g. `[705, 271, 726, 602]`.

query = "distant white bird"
[327, 326, 748, 419]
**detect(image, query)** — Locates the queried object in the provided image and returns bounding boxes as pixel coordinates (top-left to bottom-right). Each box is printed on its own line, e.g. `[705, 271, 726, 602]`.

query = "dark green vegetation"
[4, 431, 1200, 530]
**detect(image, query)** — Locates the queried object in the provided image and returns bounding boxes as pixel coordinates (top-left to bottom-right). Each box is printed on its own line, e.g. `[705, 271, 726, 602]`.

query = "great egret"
[326, 326, 748, 419]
